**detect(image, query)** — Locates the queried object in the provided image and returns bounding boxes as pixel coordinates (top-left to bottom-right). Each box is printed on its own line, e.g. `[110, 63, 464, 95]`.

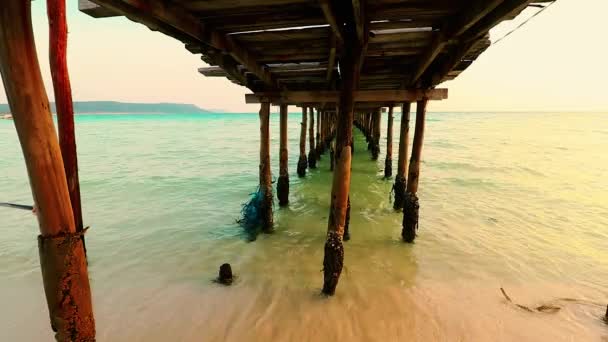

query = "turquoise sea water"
[1, 112, 607, 341]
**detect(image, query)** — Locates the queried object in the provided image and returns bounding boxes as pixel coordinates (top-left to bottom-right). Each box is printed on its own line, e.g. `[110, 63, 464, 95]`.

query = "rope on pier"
[238, 187, 271, 240]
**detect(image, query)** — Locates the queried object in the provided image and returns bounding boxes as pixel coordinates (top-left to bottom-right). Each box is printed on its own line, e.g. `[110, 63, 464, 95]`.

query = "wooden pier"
[0, 0, 554, 339]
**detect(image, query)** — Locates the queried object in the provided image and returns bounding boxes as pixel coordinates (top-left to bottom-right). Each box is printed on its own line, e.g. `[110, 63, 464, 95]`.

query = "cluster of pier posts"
[0, 3, 433, 338]
[250, 24, 431, 295]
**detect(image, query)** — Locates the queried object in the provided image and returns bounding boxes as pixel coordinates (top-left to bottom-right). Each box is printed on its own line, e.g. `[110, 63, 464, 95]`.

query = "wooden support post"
[320, 111, 327, 154]
[259, 101, 273, 232]
[393, 102, 411, 210]
[316, 109, 322, 158]
[0, 2, 95, 340]
[384, 106, 394, 178]
[403, 99, 428, 242]
[277, 104, 289, 206]
[297, 107, 308, 177]
[367, 113, 373, 147]
[48, 0, 86, 256]
[322, 24, 360, 296]
[308, 107, 317, 169]
[371, 108, 381, 160]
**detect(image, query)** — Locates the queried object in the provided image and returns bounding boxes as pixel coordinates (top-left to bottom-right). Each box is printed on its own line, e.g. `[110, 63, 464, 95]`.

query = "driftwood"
[500, 287, 608, 319]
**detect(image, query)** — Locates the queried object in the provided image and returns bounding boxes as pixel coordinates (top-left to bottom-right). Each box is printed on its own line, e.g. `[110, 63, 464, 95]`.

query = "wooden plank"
[198, 66, 226, 77]
[245, 89, 447, 104]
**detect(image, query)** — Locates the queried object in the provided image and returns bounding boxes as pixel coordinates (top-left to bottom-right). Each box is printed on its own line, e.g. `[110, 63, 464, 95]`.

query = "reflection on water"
[1, 112, 607, 341]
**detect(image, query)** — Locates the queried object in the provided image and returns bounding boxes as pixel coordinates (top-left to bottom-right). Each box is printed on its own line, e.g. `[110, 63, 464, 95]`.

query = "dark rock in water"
[604, 304, 608, 324]
[219, 263, 233, 285]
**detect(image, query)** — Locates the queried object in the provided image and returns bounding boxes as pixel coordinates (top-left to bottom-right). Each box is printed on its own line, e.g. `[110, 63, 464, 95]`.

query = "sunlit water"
[1, 112, 607, 341]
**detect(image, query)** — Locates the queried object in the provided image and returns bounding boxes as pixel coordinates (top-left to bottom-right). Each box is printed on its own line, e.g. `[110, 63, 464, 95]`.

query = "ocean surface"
[1, 111, 607, 341]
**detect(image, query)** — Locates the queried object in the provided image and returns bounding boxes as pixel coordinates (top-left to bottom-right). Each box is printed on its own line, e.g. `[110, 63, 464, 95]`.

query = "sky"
[1, 0, 606, 112]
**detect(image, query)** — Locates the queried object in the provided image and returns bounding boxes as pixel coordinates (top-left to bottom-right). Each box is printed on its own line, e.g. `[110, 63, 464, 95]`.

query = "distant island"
[0, 101, 209, 114]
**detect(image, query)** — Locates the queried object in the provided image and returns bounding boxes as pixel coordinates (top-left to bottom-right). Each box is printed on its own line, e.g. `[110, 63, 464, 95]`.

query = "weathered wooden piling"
[343, 197, 351, 241]
[393, 102, 411, 210]
[403, 99, 428, 242]
[384, 106, 394, 178]
[371, 108, 381, 160]
[308, 107, 317, 169]
[0, 1, 95, 340]
[322, 25, 360, 296]
[48, 0, 87, 256]
[297, 107, 308, 177]
[316, 109, 322, 158]
[277, 104, 289, 206]
[259, 101, 274, 232]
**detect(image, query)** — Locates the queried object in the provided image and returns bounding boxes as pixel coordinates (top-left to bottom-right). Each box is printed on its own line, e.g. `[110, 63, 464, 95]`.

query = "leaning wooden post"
[371, 108, 381, 160]
[259, 101, 274, 232]
[47, 0, 86, 256]
[322, 25, 360, 296]
[0, 2, 95, 340]
[384, 106, 394, 178]
[277, 104, 289, 206]
[297, 107, 308, 177]
[403, 98, 428, 242]
[393, 102, 411, 210]
[308, 107, 317, 169]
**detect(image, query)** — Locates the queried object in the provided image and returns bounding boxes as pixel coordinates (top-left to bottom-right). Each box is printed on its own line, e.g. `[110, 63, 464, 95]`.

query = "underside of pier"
[0, 1, 554, 339]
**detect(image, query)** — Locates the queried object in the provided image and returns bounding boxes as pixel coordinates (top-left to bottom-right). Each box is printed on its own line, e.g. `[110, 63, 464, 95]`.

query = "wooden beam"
[198, 66, 226, 77]
[351, 0, 364, 43]
[78, 0, 119, 18]
[326, 34, 337, 83]
[428, 1, 532, 87]
[319, 0, 343, 44]
[200, 51, 249, 87]
[409, 31, 447, 86]
[446, 0, 504, 37]
[90, 0, 276, 89]
[245, 89, 448, 104]
[408, 0, 504, 86]
[463, 0, 531, 42]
